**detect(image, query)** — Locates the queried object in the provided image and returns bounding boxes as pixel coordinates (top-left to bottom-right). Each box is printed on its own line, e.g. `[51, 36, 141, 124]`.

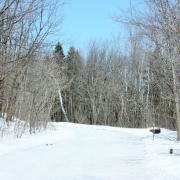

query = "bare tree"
[115, 0, 180, 139]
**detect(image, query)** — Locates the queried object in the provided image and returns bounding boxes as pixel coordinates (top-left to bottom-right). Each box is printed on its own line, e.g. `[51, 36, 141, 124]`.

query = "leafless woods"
[0, 0, 179, 140]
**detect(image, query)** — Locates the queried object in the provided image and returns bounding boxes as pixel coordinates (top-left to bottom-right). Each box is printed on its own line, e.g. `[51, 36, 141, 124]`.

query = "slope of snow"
[0, 122, 180, 180]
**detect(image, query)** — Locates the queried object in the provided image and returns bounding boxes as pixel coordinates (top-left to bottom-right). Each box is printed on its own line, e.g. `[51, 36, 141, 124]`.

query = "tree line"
[52, 39, 176, 131]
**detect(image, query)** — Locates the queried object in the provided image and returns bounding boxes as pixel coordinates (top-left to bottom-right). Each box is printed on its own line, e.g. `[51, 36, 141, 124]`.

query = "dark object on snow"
[169, 148, 173, 154]
[150, 128, 161, 134]
[45, 144, 53, 146]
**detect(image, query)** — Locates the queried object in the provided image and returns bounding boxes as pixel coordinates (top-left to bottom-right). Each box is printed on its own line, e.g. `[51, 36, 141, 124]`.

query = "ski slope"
[0, 122, 180, 180]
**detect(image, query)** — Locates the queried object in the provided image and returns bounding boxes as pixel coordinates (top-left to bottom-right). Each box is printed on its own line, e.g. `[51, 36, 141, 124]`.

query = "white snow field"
[0, 122, 180, 180]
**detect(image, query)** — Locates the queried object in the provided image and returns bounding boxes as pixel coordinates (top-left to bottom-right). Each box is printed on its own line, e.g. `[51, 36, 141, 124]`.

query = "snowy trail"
[0, 123, 179, 180]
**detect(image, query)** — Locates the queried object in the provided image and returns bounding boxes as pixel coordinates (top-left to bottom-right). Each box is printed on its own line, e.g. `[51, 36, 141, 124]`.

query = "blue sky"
[52, 0, 137, 55]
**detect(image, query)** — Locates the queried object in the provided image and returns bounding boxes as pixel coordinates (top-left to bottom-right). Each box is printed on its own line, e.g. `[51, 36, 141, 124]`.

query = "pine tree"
[54, 42, 65, 64]
[51, 42, 66, 121]
[64, 46, 83, 123]
[66, 46, 83, 78]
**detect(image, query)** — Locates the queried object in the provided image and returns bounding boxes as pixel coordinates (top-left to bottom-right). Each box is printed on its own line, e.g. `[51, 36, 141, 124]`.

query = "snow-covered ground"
[0, 122, 180, 180]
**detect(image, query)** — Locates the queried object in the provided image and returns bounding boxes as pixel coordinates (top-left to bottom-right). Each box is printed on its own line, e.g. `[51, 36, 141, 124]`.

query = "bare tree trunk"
[172, 62, 180, 140]
[58, 90, 69, 122]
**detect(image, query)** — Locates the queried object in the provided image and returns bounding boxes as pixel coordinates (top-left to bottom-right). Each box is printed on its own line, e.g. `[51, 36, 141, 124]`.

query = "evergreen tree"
[54, 42, 65, 64]
[66, 46, 83, 78]
[51, 42, 66, 122]
[63, 46, 83, 123]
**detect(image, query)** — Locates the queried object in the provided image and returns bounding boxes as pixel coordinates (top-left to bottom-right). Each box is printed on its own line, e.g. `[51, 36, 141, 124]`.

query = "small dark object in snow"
[45, 144, 53, 146]
[150, 128, 161, 134]
[169, 148, 173, 154]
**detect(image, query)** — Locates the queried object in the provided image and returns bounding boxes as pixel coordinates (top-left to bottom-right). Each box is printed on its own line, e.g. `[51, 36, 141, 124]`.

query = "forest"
[0, 0, 179, 139]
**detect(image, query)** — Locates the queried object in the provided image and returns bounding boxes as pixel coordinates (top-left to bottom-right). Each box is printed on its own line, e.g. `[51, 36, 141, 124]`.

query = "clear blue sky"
[52, 0, 139, 55]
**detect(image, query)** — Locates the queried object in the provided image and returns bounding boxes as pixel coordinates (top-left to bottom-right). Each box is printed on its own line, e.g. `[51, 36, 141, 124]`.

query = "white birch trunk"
[58, 90, 69, 122]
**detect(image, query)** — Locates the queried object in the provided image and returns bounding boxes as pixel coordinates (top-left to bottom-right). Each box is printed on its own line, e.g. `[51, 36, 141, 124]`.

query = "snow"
[0, 122, 180, 180]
